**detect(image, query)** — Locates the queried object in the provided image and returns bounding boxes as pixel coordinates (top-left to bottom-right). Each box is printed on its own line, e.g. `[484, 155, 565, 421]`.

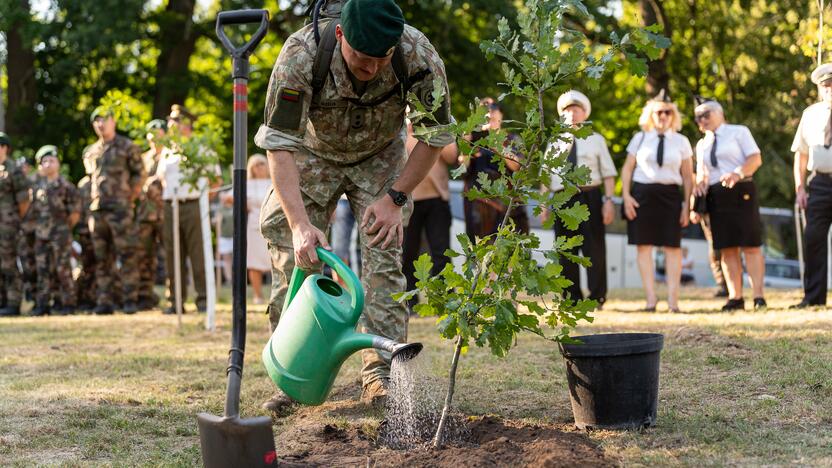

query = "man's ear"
[335, 24, 343, 41]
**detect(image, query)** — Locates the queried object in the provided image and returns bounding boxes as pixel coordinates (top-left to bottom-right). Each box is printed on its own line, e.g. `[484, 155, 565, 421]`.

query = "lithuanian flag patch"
[280, 88, 301, 102]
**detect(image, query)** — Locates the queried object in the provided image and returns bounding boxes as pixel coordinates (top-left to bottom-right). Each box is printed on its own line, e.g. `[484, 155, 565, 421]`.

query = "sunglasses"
[655, 109, 673, 116]
[694, 111, 711, 121]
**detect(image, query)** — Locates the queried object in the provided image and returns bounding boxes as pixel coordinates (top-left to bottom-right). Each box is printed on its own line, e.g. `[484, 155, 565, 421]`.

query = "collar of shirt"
[330, 41, 401, 103]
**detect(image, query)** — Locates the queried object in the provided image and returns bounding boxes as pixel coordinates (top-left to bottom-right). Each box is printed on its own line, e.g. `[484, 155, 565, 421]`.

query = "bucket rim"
[559, 332, 664, 358]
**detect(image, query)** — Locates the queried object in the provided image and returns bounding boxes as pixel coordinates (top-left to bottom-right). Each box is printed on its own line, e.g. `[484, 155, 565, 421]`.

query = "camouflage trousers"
[90, 208, 139, 306]
[0, 224, 23, 307]
[75, 226, 97, 306]
[34, 231, 75, 307]
[260, 154, 412, 387]
[18, 226, 36, 298]
[137, 221, 162, 302]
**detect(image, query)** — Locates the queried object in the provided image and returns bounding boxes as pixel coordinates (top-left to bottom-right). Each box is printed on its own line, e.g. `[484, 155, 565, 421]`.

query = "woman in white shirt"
[621, 91, 694, 312]
[546, 90, 617, 307]
[246, 154, 272, 305]
[691, 98, 765, 311]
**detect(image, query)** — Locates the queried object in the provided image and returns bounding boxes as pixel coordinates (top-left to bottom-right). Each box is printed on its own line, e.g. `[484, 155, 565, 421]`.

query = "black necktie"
[568, 137, 578, 166]
[657, 134, 665, 167]
[710, 133, 718, 168]
[825, 107, 832, 149]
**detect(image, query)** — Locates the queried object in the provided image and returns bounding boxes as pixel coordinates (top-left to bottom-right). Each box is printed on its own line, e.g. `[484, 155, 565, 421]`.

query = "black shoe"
[163, 306, 185, 315]
[30, 304, 51, 316]
[789, 300, 823, 310]
[197, 304, 207, 313]
[54, 306, 76, 316]
[93, 304, 114, 315]
[753, 297, 767, 311]
[0, 305, 21, 317]
[721, 298, 745, 311]
[714, 288, 729, 298]
[122, 302, 139, 315]
[77, 302, 95, 312]
[137, 295, 159, 311]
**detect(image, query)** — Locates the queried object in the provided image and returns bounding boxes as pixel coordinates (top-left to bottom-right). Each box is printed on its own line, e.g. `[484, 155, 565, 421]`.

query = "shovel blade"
[197, 413, 277, 468]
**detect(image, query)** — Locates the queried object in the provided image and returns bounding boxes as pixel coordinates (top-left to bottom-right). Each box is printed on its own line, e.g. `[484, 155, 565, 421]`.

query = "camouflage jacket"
[0, 157, 31, 229]
[136, 149, 164, 224]
[82, 134, 145, 211]
[254, 22, 453, 204]
[31, 175, 81, 239]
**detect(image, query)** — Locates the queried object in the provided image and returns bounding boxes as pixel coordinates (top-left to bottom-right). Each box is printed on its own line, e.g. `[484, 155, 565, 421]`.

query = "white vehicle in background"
[446, 181, 809, 292]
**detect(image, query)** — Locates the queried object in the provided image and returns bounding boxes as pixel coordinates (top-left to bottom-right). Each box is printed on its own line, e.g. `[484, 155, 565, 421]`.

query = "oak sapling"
[395, 0, 667, 448]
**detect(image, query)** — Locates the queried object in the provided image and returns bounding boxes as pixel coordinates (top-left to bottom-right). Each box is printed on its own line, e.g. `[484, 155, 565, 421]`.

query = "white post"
[795, 204, 806, 284]
[172, 187, 183, 330]
[201, 190, 216, 332]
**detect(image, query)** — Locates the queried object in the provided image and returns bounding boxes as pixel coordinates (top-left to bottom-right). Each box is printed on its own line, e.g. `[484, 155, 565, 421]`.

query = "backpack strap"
[311, 19, 340, 98]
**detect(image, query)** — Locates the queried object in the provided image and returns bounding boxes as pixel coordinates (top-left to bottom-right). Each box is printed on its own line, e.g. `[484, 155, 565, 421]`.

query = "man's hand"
[719, 172, 741, 189]
[693, 178, 709, 197]
[291, 221, 330, 269]
[796, 185, 808, 210]
[602, 199, 614, 225]
[690, 211, 701, 224]
[361, 194, 403, 249]
[622, 194, 639, 221]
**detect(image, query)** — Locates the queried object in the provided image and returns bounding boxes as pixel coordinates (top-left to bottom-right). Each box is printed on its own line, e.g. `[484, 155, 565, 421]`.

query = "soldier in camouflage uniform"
[18, 156, 38, 303]
[29, 146, 81, 316]
[254, 0, 453, 410]
[136, 119, 166, 310]
[83, 107, 146, 314]
[75, 176, 97, 311]
[0, 132, 32, 317]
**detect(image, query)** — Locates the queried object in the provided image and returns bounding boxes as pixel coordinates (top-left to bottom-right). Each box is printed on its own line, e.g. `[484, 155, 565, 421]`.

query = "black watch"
[387, 188, 408, 207]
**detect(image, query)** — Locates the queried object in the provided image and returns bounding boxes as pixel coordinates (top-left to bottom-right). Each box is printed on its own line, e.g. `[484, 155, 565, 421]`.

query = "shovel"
[197, 9, 275, 468]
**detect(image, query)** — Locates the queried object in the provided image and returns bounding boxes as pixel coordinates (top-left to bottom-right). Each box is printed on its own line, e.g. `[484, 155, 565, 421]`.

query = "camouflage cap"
[36, 145, 59, 163]
[145, 119, 168, 132]
[0, 132, 10, 147]
[341, 0, 405, 58]
[90, 106, 114, 123]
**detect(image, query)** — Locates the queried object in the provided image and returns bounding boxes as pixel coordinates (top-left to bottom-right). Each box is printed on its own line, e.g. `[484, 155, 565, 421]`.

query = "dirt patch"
[277, 416, 614, 467]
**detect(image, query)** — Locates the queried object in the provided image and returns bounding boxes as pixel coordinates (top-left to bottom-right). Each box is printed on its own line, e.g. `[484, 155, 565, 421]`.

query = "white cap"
[811, 63, 832, 85]
[557, 90, 591, 118]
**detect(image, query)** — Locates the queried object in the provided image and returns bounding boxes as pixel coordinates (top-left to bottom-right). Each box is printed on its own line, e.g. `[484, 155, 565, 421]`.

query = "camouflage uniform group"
[0, 106, 170, 316]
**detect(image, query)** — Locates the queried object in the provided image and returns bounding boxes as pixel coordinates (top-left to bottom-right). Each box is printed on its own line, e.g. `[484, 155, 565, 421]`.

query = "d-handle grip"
[315, 247, 364, 322]
[282, 247, 365, 323]
[215, 9, 270, 57]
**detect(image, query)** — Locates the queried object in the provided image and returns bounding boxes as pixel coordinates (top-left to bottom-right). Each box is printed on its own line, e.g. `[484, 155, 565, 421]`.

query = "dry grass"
[1, 287, 830, 466]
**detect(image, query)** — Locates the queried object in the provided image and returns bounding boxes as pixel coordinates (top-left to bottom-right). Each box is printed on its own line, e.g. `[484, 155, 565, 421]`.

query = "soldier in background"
[0, 132, 32, 317]
[17, 155, 38, 303]
[30, 146, 81, 316]
[136, 119, 167, 310]
[83, 107, 146, 315]
[75, 176, 97, 311]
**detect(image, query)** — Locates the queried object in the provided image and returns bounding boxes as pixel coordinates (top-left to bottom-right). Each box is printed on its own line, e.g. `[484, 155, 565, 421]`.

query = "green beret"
[341, 0, 404, 58]
[90, 106, 114, 123]
[36, 145, 59, 163]
[0, 132, 10, 147]
[145, 119, 168, 133]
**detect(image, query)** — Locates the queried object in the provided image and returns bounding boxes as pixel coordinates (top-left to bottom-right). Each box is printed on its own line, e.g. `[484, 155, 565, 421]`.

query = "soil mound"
[277, 416, 614, 467]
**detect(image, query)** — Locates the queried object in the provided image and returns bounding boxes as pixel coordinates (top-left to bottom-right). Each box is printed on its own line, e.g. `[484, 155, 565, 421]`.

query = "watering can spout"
[334, 334, 423, 364]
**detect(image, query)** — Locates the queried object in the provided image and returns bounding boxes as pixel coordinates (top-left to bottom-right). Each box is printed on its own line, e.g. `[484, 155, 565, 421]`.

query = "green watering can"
[262, 247, 423, 405]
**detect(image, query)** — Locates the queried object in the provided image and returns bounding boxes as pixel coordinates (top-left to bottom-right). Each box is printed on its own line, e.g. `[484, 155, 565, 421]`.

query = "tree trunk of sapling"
[433, 334, 464, 448]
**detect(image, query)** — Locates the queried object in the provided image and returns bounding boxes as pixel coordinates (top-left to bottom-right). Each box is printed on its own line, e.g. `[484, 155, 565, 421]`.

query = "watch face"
[389, 189, 407, 206]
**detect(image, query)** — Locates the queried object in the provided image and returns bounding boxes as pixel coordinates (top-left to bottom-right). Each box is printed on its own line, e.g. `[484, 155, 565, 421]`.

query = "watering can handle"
[282, 247, 365, 322]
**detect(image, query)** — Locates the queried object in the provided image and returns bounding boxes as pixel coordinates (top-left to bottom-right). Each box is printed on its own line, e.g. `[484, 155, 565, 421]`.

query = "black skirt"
[706, 180, 762, 249]
[626, 182, 682, 247]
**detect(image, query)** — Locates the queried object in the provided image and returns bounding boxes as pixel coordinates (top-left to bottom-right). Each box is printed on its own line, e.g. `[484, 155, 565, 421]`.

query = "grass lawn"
[1, 287, 830, 466]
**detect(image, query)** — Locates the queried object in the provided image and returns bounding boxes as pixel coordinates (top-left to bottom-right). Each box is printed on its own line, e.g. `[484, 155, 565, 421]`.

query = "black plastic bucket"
[559, 333, 664, 430]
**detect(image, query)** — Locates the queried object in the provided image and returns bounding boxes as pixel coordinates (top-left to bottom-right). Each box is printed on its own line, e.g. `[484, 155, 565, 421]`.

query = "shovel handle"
[215, 9, 270, 58]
